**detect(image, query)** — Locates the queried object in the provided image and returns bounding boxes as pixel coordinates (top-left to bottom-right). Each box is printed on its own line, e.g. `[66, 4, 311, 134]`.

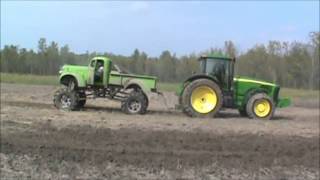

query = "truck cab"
[87, 57, 111, 87]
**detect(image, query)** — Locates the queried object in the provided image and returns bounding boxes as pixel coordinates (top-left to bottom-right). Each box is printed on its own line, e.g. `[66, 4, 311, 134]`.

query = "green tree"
[309, 32, 320, 89]
[1, 33, 319, 89]
[47, 41, 60, 74]
[37, 38, 47, 75]
[61, 45, 75, 65]
[1, 45, 19, 73]
[224, 40, 237, 58]
[158, 50, 176, 82]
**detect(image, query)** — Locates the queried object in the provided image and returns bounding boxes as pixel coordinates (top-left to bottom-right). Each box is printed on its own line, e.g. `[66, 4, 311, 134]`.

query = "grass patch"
[1, 73, 58, 86]
[280, 88, 319, 99]
[1, 73, 318, 99]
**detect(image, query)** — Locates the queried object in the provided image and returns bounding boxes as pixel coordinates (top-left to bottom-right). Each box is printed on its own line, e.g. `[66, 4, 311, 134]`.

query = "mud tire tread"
[121, 91, 148, 115]
[246, 93, 275, 120]
[181, 79, 222, 118]
[53, 88, 79, 111]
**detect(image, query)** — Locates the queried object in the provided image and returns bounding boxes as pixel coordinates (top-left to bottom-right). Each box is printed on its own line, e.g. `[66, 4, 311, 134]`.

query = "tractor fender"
[59, 73, 86, 87]
[177, 74, 219, 96]
[183, 74, 219, 84]
[241, 88, 269, 108]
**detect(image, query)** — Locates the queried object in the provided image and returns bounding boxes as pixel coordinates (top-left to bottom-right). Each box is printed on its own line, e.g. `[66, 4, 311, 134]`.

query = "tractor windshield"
[200, 57, 233, 90]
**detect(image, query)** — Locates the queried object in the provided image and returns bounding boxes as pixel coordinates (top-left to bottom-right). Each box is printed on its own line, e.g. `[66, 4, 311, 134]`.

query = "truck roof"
[92, 56, 110, 61]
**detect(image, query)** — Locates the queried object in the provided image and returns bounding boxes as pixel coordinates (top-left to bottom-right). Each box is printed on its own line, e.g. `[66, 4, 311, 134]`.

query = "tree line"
[0, 32, 319, 89]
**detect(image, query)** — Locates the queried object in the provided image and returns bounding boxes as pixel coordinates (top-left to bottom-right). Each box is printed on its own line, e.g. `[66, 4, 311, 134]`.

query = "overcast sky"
[1, 1, 319, 56]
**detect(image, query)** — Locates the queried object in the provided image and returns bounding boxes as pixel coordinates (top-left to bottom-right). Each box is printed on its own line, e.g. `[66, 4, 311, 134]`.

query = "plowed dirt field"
[1, 83, 319, 180]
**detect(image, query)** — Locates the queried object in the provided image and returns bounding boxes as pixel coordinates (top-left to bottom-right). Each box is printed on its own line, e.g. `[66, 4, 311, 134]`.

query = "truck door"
[103, 59, 111, 87]
[88, 60, 96, 85]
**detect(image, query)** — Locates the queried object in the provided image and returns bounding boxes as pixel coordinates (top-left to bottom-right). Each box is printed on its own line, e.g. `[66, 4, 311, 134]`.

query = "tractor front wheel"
[246, 93, 275, 120]
[181, 79, 222, 118]
[121, 91, 148, 114]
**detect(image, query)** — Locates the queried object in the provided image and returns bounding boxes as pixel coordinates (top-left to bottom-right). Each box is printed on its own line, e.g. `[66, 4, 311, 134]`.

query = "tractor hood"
[234, 76, 277, 87]
[233, 76, 291, 108]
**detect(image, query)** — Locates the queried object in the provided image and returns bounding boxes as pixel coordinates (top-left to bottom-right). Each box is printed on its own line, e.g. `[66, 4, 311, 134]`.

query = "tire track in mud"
[3, 101, 53, 109]
[2, 100, 183, 116]
[1, 100, 261, 119]
[1, 122, 319, 171]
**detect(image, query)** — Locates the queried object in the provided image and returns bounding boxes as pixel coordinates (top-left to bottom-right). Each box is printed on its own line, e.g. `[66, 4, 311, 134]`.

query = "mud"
[0, 83, 319, 179]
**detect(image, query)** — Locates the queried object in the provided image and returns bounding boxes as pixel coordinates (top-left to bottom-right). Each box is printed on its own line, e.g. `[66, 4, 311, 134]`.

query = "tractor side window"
[207, 59, 228, 87]
[206, 61, 217, 75]
[200, 60, 206, 73]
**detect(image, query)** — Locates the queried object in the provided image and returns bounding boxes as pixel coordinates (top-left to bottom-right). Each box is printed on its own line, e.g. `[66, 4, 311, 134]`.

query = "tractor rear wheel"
[181, 79, 222, 118]
[121, 91, 148, 115]
[246, 93, 275, 120]
[53, 88, 79, 111]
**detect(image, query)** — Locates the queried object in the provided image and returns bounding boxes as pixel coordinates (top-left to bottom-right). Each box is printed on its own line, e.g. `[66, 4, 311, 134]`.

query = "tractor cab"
[199, 55, 235, 91]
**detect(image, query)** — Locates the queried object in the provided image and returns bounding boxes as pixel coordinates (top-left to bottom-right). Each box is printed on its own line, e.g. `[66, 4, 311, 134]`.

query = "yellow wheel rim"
[254, 99, 271, 118]
[191, 86, 217, 114]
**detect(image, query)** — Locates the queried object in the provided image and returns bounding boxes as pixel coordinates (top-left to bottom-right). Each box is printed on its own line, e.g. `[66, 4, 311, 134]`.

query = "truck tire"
[121, 91, 148, 115]
[53, 88, 79, 111]
[246, 93, 275, 120]
[181, 79, 222, 118]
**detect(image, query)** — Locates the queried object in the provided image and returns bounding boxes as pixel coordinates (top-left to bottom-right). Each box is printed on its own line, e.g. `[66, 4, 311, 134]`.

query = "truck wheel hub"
[128, 100, 141, 113]
[61, 95, 71, 108]
[191, 86, 217, 114]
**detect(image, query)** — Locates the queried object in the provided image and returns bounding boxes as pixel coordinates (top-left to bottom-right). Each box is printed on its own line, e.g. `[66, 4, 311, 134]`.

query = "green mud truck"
[53, 56, 158, 114]
[177, 54, 291, 120]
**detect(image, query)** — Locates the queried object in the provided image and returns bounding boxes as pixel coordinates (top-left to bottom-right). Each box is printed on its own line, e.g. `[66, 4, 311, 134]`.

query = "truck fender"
[123, 79, 150, 101]
[59, 73, 86, 87]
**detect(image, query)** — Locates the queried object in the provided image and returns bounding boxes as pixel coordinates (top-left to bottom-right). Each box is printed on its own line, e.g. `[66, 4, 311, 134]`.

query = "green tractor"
[54, 56, 158, 114]
[178, 55, 291, 120]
